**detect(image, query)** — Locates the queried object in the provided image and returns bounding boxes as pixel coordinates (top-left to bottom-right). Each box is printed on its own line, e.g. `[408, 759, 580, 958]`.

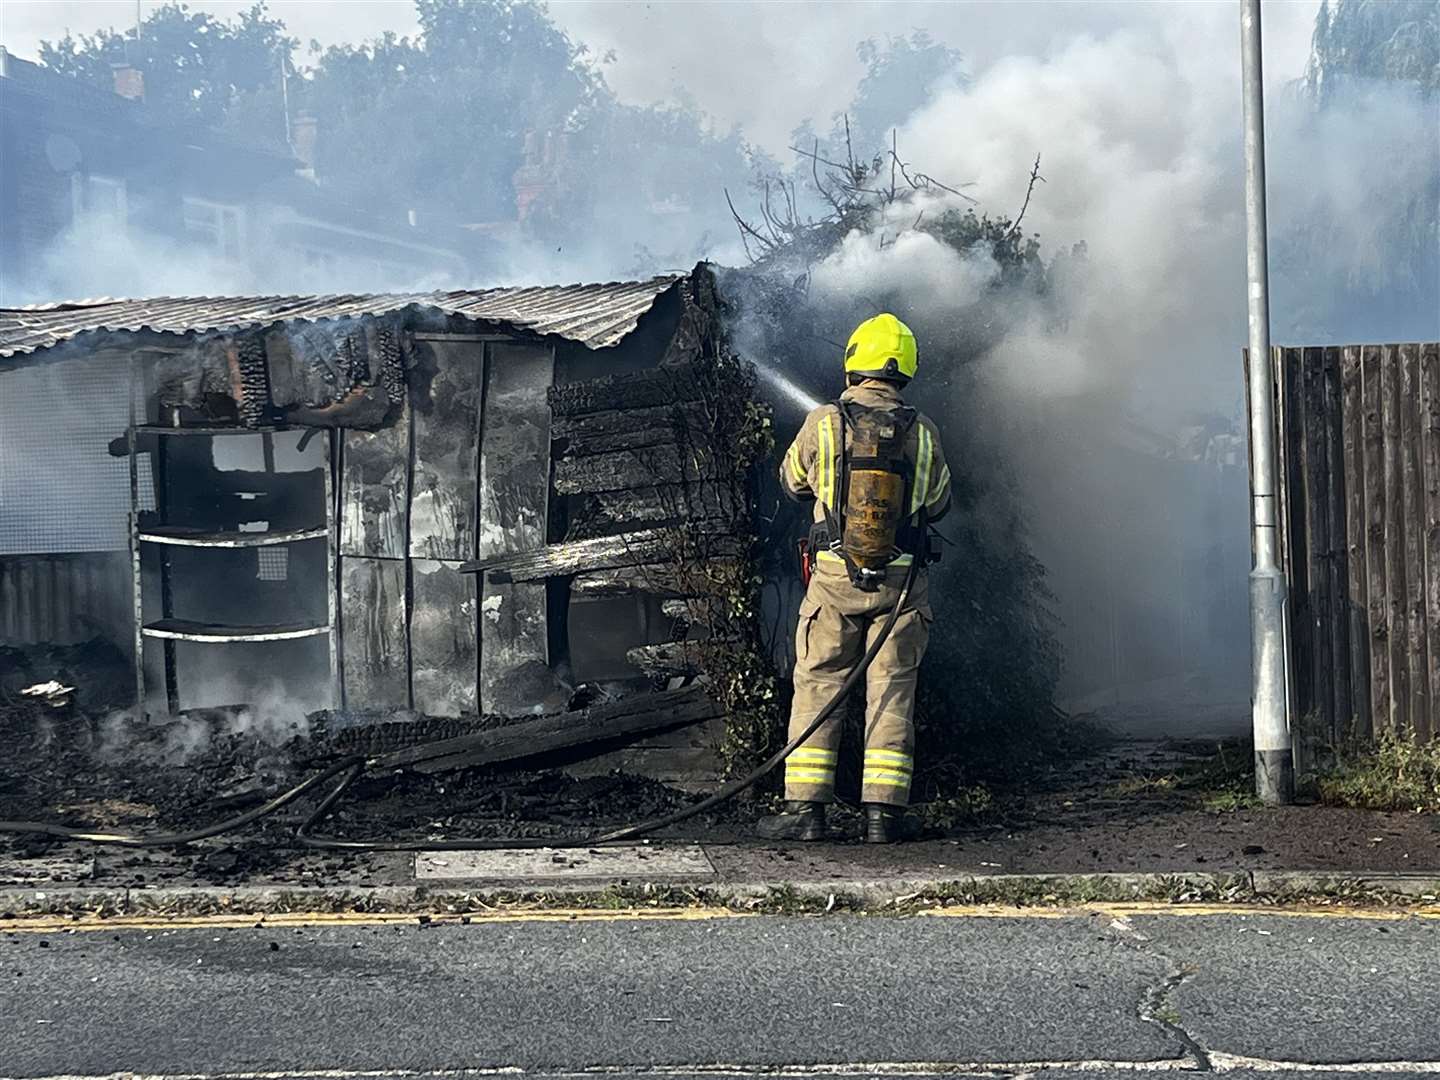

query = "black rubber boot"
[756, 800, 826, 842]
[864, 803, 916, 844]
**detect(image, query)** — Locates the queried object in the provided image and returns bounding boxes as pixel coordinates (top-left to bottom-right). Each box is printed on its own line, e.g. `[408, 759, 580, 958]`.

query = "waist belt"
[815, 549, 915, 568]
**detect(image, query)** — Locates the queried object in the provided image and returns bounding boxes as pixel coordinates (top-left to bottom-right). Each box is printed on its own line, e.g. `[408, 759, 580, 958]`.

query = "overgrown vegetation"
[1315, 734, 1440, 812]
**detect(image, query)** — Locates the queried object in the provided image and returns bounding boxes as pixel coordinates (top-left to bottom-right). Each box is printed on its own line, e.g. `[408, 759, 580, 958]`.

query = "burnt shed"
[0, 264, 762, 788]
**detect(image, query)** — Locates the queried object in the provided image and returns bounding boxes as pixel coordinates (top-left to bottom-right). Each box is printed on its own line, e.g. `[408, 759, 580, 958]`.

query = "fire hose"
[0, 560, 920, 851]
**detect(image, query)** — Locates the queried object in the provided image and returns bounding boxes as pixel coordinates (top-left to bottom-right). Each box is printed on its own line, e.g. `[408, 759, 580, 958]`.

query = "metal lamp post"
[1241, 0, 1294, 804]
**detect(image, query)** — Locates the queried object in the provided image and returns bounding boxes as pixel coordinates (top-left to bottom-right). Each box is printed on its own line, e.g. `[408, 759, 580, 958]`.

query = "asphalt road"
[1, 908, 1437, 1079]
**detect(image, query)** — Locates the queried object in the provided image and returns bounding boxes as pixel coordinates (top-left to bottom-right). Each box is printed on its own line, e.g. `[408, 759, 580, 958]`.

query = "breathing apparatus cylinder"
[829, 401, 919, 590]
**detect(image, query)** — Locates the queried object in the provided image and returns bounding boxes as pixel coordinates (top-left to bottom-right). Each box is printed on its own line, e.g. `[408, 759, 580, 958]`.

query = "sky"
[1, 0, 1322, 153]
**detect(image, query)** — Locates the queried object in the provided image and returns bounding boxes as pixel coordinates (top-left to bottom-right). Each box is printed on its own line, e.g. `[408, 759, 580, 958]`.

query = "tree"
[1307, 0, 1439, 102]
[40, 2, 295, 144]
[1279, 0, 1440, 341]
[298, 0, 606, 224]
[845, 31, 968, 153]
[526, 96, 769, 273]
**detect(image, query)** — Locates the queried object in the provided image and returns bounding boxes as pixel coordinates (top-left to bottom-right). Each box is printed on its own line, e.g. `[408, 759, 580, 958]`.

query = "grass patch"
[1201, 789, 1264, 813]
[1103, 740, 1261, 811]
[1104, 774, 1178, 797]
[1315, 734, 1440, 812]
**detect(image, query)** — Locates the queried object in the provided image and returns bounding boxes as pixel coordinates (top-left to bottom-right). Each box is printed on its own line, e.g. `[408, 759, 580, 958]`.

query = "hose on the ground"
[0, 756, 364, 847]
[0, 560, 920, 851]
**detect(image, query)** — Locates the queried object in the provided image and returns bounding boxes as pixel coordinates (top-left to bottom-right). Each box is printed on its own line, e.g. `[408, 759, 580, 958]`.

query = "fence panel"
[1341, 345, 1369, 739]
[1264, 343, 1440, 750]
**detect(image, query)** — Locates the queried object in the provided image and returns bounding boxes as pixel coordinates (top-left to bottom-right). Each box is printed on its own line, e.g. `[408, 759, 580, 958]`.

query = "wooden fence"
[1253, 343, 1440, 759]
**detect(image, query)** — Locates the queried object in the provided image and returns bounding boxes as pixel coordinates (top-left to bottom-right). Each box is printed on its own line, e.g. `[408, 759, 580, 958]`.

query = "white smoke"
[778, 21, 1436, 719]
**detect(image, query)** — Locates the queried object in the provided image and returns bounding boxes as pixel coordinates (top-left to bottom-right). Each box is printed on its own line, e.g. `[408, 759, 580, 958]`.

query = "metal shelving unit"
[128, 407, 338, 714]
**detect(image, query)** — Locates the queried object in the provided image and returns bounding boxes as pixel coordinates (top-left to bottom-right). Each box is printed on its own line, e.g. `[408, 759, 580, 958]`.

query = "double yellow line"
[4, 900, 1438, 934]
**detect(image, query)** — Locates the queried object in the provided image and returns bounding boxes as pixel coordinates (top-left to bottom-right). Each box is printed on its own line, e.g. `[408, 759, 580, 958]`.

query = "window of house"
[182, 197, 246, 261]
[70, 173, 128, 229]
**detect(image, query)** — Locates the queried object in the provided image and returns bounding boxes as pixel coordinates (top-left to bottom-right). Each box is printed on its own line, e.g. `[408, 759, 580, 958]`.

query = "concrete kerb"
[2, 870, 1439, 919]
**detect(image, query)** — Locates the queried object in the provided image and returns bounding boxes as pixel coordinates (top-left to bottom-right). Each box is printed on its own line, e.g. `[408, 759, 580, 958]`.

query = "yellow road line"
[919, 901, 1440, 921]
[5, 898, 1439, 934]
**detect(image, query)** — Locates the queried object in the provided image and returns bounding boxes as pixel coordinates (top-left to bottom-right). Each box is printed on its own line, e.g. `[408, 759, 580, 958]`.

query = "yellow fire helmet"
[843, 313, 918, 382]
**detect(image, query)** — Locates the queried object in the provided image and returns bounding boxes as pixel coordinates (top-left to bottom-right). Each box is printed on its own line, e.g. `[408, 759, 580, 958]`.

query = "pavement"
[2, 904, 1438, 1079]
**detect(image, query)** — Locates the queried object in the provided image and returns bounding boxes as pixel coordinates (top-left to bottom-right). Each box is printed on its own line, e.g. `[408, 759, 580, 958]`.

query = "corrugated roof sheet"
[0, 275, 687, 359]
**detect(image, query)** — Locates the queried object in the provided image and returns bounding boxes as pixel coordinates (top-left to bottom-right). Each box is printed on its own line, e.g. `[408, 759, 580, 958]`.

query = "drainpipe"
[1241, 0, 1293, 804]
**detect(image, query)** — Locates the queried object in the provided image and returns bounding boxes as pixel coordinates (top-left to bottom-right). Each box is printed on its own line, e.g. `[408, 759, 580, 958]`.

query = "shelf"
[139, 526, 328, 548]
[132, 424, 291, 437]
[142, 619, 331, 643]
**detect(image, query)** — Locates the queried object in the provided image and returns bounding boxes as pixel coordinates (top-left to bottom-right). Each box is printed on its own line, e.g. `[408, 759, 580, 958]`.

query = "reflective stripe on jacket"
[779, 379, 952, 527]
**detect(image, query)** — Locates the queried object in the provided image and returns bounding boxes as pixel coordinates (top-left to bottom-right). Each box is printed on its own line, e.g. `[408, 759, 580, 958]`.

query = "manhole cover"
[415, 844, 715, 882]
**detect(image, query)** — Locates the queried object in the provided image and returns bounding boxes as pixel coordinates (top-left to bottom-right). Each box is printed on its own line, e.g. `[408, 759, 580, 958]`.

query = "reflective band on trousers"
[863, 749, 914, 789]
[786, 746, 837, 787]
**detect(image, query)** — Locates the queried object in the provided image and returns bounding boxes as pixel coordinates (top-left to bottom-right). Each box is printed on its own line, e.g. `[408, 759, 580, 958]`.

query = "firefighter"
[758, 313, 952, 844]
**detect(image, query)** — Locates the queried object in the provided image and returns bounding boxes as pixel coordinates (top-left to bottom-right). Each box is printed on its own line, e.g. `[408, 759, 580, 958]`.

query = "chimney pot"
[111, 63, 144, 101]
[291, 110, 319, 172]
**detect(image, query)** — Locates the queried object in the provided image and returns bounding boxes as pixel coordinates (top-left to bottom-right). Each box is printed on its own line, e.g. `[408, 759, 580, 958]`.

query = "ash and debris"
[4, 641, 1438, 890]
[0, 647, 751, 886]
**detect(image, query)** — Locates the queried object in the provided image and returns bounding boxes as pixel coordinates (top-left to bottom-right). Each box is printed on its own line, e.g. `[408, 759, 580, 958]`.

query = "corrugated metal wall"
[0, 353, 151, 554]
[0, 551, 132, 647]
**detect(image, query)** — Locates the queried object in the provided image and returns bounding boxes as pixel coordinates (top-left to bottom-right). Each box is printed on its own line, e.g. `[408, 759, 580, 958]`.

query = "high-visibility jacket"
[779, 379, 952, 567]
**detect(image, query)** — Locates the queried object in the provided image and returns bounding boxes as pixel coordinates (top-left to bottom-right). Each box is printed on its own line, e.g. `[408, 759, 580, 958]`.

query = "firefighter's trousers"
[784, 559, 932, 807]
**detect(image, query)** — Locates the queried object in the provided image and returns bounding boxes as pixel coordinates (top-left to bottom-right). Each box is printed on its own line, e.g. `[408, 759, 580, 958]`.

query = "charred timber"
[548, 364, 702, 416]
[570, 558, 744, 598]
[564, 484, 744, 541]
[373, 684, 724, 774]
[553, 444, 725, 495]
[552, 403, 711, 455]
[460, 528, 745, 583]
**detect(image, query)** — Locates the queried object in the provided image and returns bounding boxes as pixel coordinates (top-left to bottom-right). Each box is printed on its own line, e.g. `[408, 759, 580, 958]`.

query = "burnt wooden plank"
[565, 484, 744, 540]
[1361, 345, 1391, 736]
[340, 404, 410, 558]
[1323, 347, 1353, 741]
[565, 714, 727, 792]
[340, 556, 408, 709]
[1341, 346, 1369, 739]
[410, 558, 477, 717]
[478, 341, 553, 715]
[374, 684, 724, 773]
[465, 528, 745, 584]
[548, 364, 701, 416]
[553, 444, 723, 495]
[1421, 341, 1440, 744]
[551, 402, 708, 445]
[1380, 343, 1408, 735]
[570, 559, 743, 599]
[409, 338, 483, 562]
[1302, 346, 1333, 745]
[264, 328, 331, 410]
[1399, 342, 1429, 739]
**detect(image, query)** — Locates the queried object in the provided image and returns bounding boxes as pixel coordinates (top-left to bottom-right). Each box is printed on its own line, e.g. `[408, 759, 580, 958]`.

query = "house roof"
[0, 275, 689, 360]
